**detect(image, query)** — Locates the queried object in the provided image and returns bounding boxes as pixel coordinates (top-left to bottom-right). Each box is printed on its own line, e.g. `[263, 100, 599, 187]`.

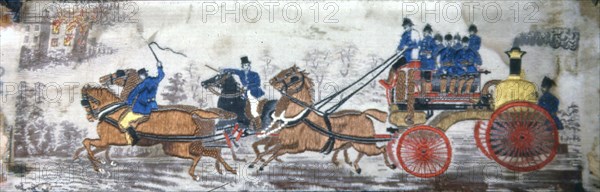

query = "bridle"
[80, 92, 126, 120]
[204, 73, 246, 98]
[273, 69, 305, 95]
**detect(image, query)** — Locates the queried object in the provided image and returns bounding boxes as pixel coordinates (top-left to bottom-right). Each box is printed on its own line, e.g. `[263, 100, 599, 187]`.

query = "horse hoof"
[248, 164, 254, 169]
[259, 166, 264, 171]
[390, 165, 397, 170]
[193, 176, 200, 181]
[100, 160, 107, 165]
[356, 168, 362, 174]
[98, 168, 105, 174]
[110, 161, 117, 166]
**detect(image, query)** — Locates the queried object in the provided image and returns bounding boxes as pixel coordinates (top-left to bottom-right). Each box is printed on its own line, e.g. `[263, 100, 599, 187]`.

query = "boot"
[424, 81, 432, 94]
[440, 77, 447, 94]
[395, 71, 406, 102]
[127, 127, 140, 146]
[465, 76, 475, 94]
[457, 77, 466, 95]
[449, 78, 457, 94]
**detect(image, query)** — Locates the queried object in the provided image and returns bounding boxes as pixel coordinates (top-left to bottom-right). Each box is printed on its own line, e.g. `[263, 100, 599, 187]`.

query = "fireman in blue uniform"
[454, 37, 479, 94]
[222, 56, 265, 118]
[437, 34, 455, 93]
[538, 77, 564, 130]
[468, 24, 482, 66]
[397, 18, 420, 61]
[419, 24, 435, 93]
[453, 34, 462, 50]
[121, 61, 166, 145]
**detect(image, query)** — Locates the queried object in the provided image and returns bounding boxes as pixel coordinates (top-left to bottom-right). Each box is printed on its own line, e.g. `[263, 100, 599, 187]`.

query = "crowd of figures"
[383, 18, 484, 96]
[513, 27, 580, 51]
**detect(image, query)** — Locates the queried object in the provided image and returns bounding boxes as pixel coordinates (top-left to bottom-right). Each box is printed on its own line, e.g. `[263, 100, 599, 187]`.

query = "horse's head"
[201, 73, 230, 89]
[80, 84, 120, 122]
[99, 69, 136, 87]
[269, 65, 308, 95]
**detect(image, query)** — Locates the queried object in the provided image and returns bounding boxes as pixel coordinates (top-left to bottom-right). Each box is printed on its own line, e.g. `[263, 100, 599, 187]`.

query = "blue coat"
[223, 69, 265, 98]
[397, 29, 419, 61]
[538, 92, 564, 130]
[469, 34, 482, 65]
[126, 66, 165, 115]
[454, 48, 479, 75]
[419, 35, 436, 70]
[437, 46, 455, 75]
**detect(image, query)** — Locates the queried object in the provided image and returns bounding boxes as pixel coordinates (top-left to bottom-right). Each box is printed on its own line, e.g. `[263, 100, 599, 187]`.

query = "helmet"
[444, 34, 453, 41]
[115, 69, 126, 78]
[454, 34, 461, 40]
[137, 68, 148, 76]
[468, 24, 478, 33]
[461, 36, 470, 43]
[423, 24, 432, 33]
[434, 34, 443, 42]
[402, 18, 414, 27]
[541, 76, 556, 88]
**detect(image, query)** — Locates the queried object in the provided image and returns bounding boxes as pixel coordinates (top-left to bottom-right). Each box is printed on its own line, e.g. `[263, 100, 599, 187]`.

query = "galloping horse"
[79, 85, 236, 179]
[251, 66, 396, 173]
[74, 69, 244, 164]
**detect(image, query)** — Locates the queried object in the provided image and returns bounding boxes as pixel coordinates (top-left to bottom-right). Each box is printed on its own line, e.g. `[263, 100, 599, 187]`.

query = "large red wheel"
[485, 102, 559, 172]
[397, 125, 452, 178]
[474, 120, 491, 159]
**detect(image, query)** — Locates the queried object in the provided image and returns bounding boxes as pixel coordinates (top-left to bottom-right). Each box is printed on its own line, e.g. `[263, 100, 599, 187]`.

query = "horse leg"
[203, 148, 237, 175]
[379, 146, 396, 169]
[264, 138, 284, 162]
[229, 146, 246, 162]
[82, 138, 107, 172]
[104, 146, 116, 166]
[259, 145, 303, 171]
[353, 152, 365, 174]
[215, 160, 222, 175]
[343, 148, 352, 166]
[72, 146, 106, 161]
[189, 155, 202, 181]
[332, 143, 351, 166]
[250, 144, 282, 168]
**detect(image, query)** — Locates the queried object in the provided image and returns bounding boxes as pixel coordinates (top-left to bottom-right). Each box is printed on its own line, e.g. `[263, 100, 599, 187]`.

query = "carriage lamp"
[505, 47, 527, 77]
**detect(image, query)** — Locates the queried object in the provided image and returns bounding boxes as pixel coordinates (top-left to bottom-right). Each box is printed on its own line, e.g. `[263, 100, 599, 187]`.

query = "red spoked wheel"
[485, 102, 559, 172]
[397, 125, 452, 178]
[474, 120, 491, 159]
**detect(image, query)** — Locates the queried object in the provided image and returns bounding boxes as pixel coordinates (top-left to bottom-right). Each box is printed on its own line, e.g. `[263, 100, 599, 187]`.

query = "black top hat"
[444, 34, 453, 41]
[137, 68, 148, 75]
[434, 34, 443, 42]
[468, 24, 478, 33]
[402, 18, 414, 27]
[423, 24, 432, 33]
[115, 69, 126, 78]
[541, 76, 556, 88]
[240, 56, 251, 64]
[461, 36, 470, 43]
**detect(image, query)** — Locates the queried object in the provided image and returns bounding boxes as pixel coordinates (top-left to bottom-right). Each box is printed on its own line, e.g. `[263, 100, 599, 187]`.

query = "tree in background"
[303, 49, 331, 100]
[185, 62, 208, 108]
[161, 73, 188, 104]
[337, 43, 358, 78]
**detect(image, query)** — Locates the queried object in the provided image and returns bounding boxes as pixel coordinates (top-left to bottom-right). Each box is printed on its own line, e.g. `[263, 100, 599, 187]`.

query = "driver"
[120, 61, 165, 145]
[221, 56, 265, 118]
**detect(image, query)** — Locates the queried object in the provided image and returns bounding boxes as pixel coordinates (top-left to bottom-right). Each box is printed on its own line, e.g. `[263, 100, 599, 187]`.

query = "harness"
[269, 52, 404, 153]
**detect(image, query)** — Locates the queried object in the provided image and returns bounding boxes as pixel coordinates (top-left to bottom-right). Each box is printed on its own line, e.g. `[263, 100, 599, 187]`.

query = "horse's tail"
[364, 109, 388, 122]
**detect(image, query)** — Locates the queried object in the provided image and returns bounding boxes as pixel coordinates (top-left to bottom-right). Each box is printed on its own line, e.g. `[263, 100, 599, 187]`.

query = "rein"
[204, 73, 246, 98]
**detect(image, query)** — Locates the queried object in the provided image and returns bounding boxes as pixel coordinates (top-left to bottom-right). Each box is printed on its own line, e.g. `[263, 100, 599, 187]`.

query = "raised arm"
[156, 61, 165, 82]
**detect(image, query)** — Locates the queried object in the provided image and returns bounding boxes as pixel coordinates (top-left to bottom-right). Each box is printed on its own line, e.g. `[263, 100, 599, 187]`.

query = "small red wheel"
[474, 120, 491, 159]
[485, 102, 559, 172]
[397, 125, 452, 178]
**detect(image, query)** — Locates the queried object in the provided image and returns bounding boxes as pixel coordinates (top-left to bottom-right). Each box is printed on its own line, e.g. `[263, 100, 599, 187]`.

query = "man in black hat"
[468, 24, 482, 65]
[538, 77, 564, 130]
[419, 24, 435, 94]
[222, 56, 265, 118]
[122, 61, 165, 145]
[397, 18, 421, 61]
[1, 0, 22, 22]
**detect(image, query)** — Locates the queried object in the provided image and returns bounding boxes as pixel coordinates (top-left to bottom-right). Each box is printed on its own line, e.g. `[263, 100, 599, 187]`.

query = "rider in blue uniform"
[437, 34, 455, 94]
[419, 24, 435, 93]
[397, 18, 420, 62]
[538, 77, 564, 130]
[123, 61, 165, 145]
[222, 56, 265, 118]
[468, 24, 482, 66]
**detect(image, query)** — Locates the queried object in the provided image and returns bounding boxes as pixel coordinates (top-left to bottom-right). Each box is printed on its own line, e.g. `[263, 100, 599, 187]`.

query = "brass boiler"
[493, 47, 538, 109]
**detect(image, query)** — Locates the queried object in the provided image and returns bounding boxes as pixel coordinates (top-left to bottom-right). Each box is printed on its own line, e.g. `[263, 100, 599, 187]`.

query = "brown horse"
[79, 85, 236, 180]
[250, 66, 396, 173]
[74, 69, 245, 165]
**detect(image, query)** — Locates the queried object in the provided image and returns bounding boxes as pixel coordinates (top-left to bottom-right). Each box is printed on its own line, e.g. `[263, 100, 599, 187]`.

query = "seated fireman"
[436, 34, 456, 94]
[418, 24, 436, 94]
[453, 36, 478, 94]
[121, 61, 165, 145]
[381, 18, 420, 94]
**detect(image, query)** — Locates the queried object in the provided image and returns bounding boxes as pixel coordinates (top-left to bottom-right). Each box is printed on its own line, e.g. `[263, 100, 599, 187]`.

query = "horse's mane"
[82, 85, 120, 102]
[300, 70, 316, 103]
